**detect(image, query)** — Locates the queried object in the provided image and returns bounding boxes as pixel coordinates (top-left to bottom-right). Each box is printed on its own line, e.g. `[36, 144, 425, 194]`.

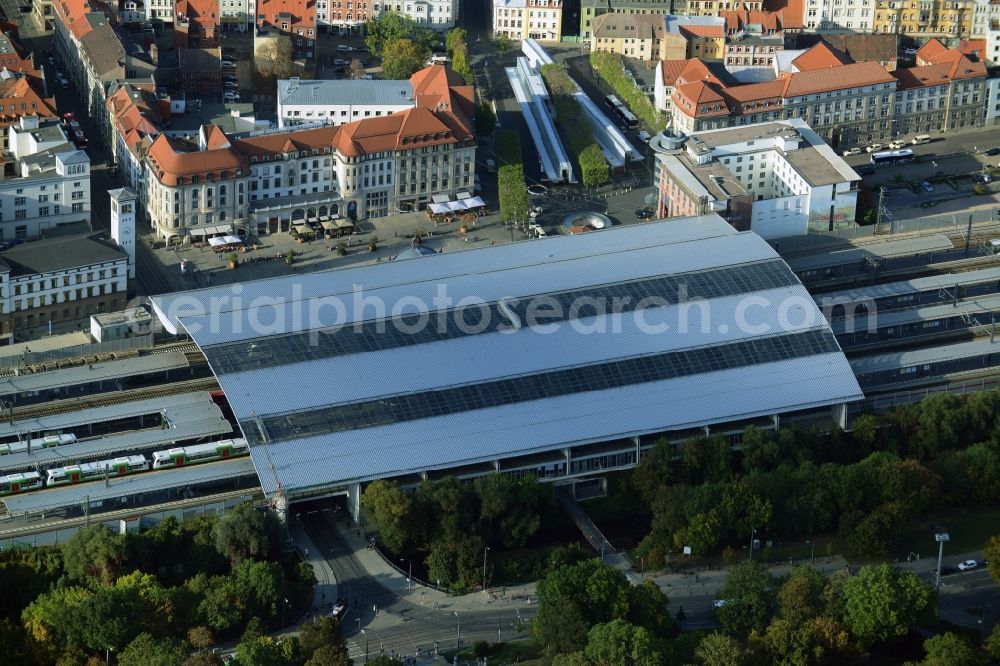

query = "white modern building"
[276, 78, 415, 129]
[653, 119, 861, 239]
[971, 0, 1000, 37]
[0, 117, 91, 242]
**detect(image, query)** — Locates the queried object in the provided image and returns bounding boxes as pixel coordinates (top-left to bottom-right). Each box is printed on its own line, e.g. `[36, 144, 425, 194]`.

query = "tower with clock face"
[109, 188, 137, 279]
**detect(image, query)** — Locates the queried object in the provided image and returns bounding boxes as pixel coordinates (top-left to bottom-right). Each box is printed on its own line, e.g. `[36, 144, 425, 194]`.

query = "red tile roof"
[147, 65, 474, 187]
[791, 42, 851, 71]
[902, 41, 986, 86]
[915, 38, 949, 64]
[680, 24, 725, 39]
[763, 0, 804, 29]
[781, 61, 895, 97]
[0, 78, 57, 122]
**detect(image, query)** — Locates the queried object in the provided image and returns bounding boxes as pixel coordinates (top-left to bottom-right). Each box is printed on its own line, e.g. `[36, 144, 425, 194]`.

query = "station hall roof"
[151, 216, 863, 497]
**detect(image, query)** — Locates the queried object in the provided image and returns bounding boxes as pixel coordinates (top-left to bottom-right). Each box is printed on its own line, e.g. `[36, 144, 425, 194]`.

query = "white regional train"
[0, 438, 249, 497]
[0, 434, 78, 455]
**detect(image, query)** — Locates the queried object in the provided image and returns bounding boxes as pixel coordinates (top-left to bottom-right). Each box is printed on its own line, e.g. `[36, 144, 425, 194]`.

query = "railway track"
[5, 377, 221, 421]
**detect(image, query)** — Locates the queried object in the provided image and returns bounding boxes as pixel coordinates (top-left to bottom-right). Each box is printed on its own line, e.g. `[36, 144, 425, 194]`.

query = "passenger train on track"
[0, 438, 249, 496]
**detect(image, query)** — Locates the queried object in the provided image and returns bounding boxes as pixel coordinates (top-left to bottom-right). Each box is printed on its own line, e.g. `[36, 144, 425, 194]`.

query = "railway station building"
[151, 215, 864, 519]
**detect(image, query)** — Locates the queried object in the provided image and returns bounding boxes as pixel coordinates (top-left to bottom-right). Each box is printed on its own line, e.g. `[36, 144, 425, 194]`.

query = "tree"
[534, 560, 632, 654]
[426, 533, 487, 590]
[777, 566, 828, 624]
[579, 143, 609, 188]
[256, 36, 293, 80]
[365, 11, 417, 57]
[626, 581, 675, 638]
[760, 616, 855, 666]
[362, 479, 413, 553]
[445, 27, 467, 56]
[474, 474, 549, 548]
[80, 587, 141, 654]
[986, 623, 1000, 660]
[695, 633, 743, 666]
[716, 561, 777, 639]
[920, 632, 987, 666]
[474, 102, 496, 136]
[382, 38, 427, 80]
[306, 644, 352, 666]
[188, 626, 214, 652]
[498, 164, 530, 224]
[61, 525, 126, 587]
[234, 635, 289, 666]
[584, 619, 662, 666]
[451, 44, 474, 85]
[851, 413, 879, 448]
[117, 633, 189, 666]
[212, 503, 281, 564]
[348, 58, 366, 80]
[841, 564, 934, 648]
[552, 653, 591, 666]
[495, 33, 513, 57]
[184, 653, 222, 666]
[985, 535, 1000, 587]
[21, 586, 92, 658]
[299, 616, 349, 659]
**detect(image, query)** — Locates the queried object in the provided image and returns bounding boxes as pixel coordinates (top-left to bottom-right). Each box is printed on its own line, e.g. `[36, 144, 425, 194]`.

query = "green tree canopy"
[299, 616, 348, 659]
[985, 535, 1000, 587]
[584, 619, 662, 666]
[445, 28, 467, 56]
[474, 473, 550, 547]
[117, 633, 189, 666]
[919, 632, 988, 666]
[61, 525, 126, 587]
[306, 644, 352, 666]
[777, 566, 828, 624]
[759, 616, 855, 666]
[474, 102, 496, 136]
[365, 11, 417, 57]
[579, 144, 609, 188]
[498, 164, 530, 224]
[694, 632, 744, 666]
[716, 561, 777, 638]
[495, 33, 513, 56]
[841, 564, 934, 648]
[985, 623, 1000, 660]
[211, 503, 281, 565]
[362, 479, 413, 553]
[382, 39, 428, 80]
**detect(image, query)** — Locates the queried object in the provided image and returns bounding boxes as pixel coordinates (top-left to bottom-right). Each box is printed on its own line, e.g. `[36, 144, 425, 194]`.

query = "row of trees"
[2, 504, 316, 665]
[362, 474, 552, 590]
[536, 558, 1000, 665]
[631, 390, 1000, 563]
[365, 12, 438, 80]
[539, 64, 609, 188]
[588, 51, 668, 133]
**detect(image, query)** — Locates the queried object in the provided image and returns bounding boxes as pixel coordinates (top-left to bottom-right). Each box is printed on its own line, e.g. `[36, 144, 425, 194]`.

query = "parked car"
[985, 147, 1000, 156]
[328, 599, 347, 619]
[634, 208, 654, 220]
[333, 58, 348, 66]
[888, 140, 906, 150]
[485, 159, 496, 172]
[224, 92, 240, 102]
[222, 75, 238, 84]
[842, 147, 863, 156]
[337, 44, 354, 52]
[529, 206, 543, 219]
[958, 559, 978, 570]
[903, 47, 918, 55]
[865, 143, 884, 153]
[361, 74, 373, 80]
[921, 181, 934, 192]
[221, 61, 236, 70]
[527, 223, 547, 238]
[857, 165, 876, 175]
[224, 81, 239, 89]
[973, 173, 993, 184]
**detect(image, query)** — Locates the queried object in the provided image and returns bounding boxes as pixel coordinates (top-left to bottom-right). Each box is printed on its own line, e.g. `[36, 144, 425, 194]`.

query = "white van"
[428, 54, 449, 65]
[912, 134, 932, 145]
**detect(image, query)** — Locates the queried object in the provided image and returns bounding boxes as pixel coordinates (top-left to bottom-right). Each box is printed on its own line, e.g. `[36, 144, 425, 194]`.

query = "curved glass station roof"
[152, 215, 863, 498]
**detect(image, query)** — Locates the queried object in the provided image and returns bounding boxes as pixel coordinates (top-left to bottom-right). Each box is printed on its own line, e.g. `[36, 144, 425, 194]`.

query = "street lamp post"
[282, 597, 289, 628]
[454, 611, 461, 649]
[401, 557, 412, 591]
[807, 539, 815, 565]
[935, 532, 950, 591]
[482, 546, 490, 591]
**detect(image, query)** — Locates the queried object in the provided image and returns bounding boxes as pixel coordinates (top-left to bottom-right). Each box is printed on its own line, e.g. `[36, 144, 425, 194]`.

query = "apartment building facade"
[802, 0, 876, 31]
[653, 119, 860, 239]
[1, 117, 91, 242]
[174, 0, 221, 48]
[493, 0, 563, 43]
[971, 0, 1000, 36]
[873, 0, 974, 37]
[143, 66, 476, 242]
[0, 234, 129, 342]
[590, 13, 666, 61]
[255, 0, 318, 61]
[579, 0, 673, 39]
[374, 0, 458, 28]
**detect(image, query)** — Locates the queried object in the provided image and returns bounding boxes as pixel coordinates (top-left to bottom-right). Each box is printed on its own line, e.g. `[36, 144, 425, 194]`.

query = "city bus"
[605, 94, 639, 129]
[870, 149, 915, 167]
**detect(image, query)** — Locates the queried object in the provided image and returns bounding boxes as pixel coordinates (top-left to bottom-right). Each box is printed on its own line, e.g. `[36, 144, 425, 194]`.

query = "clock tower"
[109, 188, 137, 279]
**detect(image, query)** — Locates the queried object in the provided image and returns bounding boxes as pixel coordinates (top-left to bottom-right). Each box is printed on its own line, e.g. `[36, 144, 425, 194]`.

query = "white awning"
[459, 196, 485, 208]
[208, 237, 227, 247]
[431, 194, 451, 204]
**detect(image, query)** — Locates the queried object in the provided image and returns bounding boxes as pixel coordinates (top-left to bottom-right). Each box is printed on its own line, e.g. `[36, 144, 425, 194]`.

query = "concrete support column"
[633, 436, 640, 464]
[703, 425, 710, 437]
[346, 482, 362, 523]
[772, 414, 780, 430]
[832, 403, 848, 430]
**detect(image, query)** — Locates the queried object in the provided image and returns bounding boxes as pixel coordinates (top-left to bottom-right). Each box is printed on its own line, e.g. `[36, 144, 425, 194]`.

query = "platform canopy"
[151, 215, 863, 498]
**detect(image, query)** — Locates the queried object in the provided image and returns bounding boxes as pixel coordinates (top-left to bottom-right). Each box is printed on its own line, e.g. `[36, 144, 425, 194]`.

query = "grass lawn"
[894, 506, 1000, 559]
[443, 637, 545, 665]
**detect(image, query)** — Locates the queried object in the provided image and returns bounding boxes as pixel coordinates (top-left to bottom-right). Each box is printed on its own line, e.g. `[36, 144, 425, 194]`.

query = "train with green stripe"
[0, 438, 249, 497]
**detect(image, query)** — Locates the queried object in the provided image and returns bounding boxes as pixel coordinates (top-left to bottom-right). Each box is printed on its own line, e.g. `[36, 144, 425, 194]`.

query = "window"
[72, 203, 84, 213]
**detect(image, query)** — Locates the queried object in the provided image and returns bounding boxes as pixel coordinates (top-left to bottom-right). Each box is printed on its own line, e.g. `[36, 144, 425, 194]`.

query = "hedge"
[589, 51, 668, 133]
[539, 64, 609, 187]
[498, 164, 530, 223]
[494, 129, 522, 167]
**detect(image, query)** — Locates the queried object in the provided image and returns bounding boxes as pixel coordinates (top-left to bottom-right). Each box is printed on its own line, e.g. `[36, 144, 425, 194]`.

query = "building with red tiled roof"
[255, 0, 317, 62]
[783, 33, 899, 72]
[789, 42, 850, 71]
[143, 66, 475, 243]
[0, 78, 58, 151]
[107, 81, 169, 200]
[174, 0, 220, 49]
[892, 42, 987, 137]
